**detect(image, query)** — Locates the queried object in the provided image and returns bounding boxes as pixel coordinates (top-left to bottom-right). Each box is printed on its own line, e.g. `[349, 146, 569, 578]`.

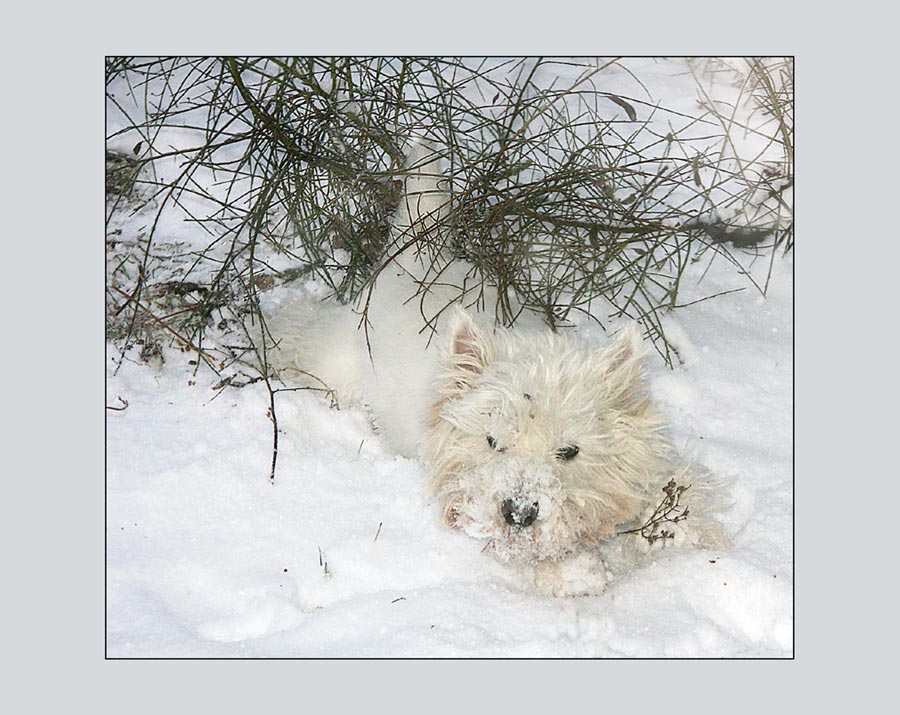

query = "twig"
[279, 366, 340, 410]
[211, 374, 264, 391]
[673, 286, 746, 309]
[263, 375, 278, 483]
[106, 396, 129, 411]
[618, 479, 691, 543]
[317, 546, 331, 578]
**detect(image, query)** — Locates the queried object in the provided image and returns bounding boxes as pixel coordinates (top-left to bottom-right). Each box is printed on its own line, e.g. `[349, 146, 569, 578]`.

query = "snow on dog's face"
[424, 311, 672, 563]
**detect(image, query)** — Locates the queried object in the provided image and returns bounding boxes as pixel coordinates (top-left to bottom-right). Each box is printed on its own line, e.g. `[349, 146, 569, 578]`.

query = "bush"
[106, 57, 793, 372]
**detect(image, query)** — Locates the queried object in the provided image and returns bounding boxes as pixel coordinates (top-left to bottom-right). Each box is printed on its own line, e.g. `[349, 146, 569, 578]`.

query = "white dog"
[268, 143, 725, 595]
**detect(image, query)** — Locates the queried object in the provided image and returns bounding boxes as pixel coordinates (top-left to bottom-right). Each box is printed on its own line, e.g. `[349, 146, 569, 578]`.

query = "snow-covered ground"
[106, 58, 792, 657]
[106, 252, 792, 658]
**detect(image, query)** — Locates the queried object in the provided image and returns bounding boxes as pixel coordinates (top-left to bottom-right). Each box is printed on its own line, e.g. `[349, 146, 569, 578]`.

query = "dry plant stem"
[278, 367, 341, 410]
[264, 374, 278, 483]
[106, 396, 129, 411]
[618, 479, 691, 542]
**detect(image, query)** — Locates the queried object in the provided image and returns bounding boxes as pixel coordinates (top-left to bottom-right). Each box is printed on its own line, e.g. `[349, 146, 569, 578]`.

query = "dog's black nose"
[501, 498, 539, 527]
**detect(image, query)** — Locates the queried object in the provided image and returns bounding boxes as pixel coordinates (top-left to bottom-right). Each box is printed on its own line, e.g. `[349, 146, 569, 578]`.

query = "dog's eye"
[556, 444, 579, 461]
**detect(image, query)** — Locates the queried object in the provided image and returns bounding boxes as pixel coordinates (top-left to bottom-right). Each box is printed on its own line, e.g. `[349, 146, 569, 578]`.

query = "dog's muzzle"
[500, 498, 540, 528]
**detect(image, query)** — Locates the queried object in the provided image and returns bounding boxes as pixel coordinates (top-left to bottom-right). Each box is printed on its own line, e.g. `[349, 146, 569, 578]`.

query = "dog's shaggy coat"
[268, 143, 725, 595]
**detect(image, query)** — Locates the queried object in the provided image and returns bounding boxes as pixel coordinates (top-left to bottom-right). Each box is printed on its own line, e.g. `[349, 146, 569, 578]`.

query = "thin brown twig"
[106, 396, 129, 411]
[263, 374, 278, 482]
[618, 479, 691, 543]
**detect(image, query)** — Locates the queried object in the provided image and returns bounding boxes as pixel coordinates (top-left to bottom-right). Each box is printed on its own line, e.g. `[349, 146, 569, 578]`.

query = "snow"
[106, 256, 792, 658]
[106, 58, 793, 657]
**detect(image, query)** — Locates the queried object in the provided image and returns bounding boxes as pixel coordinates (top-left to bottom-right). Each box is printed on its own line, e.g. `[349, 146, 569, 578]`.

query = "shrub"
[106, 57, 793, 372]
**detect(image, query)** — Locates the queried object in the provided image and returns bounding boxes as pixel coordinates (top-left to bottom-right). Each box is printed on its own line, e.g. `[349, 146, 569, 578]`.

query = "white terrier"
[269, 143, 725, 595]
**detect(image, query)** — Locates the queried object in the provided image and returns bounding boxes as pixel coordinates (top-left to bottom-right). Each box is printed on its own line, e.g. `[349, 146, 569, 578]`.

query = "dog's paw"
[533, 551, 610, 597]
[618, 511, 731, 564]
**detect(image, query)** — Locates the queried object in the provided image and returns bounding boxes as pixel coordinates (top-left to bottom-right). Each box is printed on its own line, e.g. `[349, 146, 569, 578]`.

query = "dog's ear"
[447, 309, 492, 379]
[599, 323, 648, 391]
[605, 323, 645, 370]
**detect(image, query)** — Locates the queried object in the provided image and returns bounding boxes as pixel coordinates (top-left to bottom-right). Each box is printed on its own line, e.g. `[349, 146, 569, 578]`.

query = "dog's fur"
[268, 143, 725, 595]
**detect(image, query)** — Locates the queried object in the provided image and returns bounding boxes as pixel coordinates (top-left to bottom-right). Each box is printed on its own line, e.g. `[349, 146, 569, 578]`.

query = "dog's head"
[424, 311, 672, 563]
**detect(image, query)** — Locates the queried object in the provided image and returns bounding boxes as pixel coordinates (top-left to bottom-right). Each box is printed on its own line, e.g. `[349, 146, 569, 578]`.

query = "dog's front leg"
[532, 551, 610, 597]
